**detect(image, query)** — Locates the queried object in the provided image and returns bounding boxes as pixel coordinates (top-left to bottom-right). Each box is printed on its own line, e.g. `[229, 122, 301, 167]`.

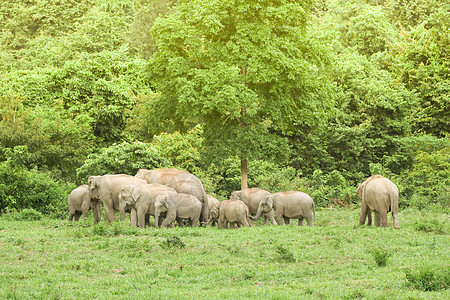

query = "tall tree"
[147, 0, 331, 189]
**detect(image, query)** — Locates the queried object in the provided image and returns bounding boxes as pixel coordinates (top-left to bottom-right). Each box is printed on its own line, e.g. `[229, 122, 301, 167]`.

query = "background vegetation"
[0, 0, 448, 215]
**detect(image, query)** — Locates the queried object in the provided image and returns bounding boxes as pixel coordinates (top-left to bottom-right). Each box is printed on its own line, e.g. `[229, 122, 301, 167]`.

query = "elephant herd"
[66, 168, 400, 229]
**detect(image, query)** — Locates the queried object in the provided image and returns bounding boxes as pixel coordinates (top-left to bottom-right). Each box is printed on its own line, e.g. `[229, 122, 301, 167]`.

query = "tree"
[147, 0, 332, 189]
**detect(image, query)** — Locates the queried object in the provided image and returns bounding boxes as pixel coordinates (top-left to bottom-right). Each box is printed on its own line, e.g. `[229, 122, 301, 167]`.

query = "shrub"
[18, 209, 43, 221]
[275, 244, 296, 263]
[413, 219, 446, 234]
[0, 146, 73, 215]
[371, 247, 390, 267]
[405, 267, 450, 291]
[160, 235, 186, 249]
[76, 141, 170, 179]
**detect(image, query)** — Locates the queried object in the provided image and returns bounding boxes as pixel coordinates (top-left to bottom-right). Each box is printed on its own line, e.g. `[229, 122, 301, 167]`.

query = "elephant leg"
[263, 216, 268, 225]
[306, 216, 313, 226]
[359, 203, 368, 225]
[275, 211, 283, 225]
[91, 201, 102, 224]
[283, 216, 290, 225]
[381, 212, 389, 227]
[103, 203, 116, 224]
[374, 212, 381, 227]
[68, 210, 75, 221]
[82, 209, 89, 219]
[298, 218, 304, 226]
[130, 209, 137, 227]
[265, 211, 277, 225]
[366, 209, 372, 226]
[74, 211, 82, 221]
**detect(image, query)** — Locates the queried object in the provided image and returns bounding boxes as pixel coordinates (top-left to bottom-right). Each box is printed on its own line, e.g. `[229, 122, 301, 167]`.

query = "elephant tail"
[60, 210, 69, 220]
[389, 184, 400, 229]
[312, 201, 316, 226]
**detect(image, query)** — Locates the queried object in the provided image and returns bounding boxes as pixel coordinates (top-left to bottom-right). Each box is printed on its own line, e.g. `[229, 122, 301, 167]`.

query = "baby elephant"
[154, 193, 202, 228]
[66, 185, 101, 223]
[210, 200, 251, 229]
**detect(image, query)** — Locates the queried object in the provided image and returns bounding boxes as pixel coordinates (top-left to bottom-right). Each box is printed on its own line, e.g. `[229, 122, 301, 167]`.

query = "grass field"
[0, 208, 448, 299]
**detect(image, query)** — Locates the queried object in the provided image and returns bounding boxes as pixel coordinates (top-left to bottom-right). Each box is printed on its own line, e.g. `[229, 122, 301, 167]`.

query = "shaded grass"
[0, 208, 448, 299]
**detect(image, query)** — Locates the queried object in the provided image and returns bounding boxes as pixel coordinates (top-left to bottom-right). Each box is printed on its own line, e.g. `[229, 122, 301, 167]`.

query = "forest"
[0, 0, 448, 216]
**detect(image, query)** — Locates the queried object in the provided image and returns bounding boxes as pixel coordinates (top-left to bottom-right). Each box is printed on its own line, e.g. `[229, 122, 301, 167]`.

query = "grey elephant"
[66, 185, 101, 223]
[135, 168, 209, 223]
[154, 193, 202, 228]
[231, 188, 276, 225]
[88, 174, 147, 224]
[209, 200, 250, 229]
[253, 191, 315, 226]
[207, 195, 220, 226]
[357, 174, 399, 229]
[119, 183, 176, 228]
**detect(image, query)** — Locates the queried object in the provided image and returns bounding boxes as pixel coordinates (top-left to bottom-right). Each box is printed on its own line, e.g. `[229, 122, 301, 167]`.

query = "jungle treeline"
[0, 0, 448, 216]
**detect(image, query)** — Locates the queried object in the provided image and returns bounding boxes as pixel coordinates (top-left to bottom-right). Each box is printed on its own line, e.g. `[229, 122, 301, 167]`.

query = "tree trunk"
[241, 157, 248, 190]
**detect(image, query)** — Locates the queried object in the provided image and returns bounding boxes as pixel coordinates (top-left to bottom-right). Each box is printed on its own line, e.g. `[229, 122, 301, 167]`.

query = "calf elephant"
[67, 185, 101, 223]
[154, 193, 202, 228]
[119, 183, 176, 228]
[207, 195, 220, 226]
[135, 168, 209, 223]
[210, 200, 251, 229]
[253, 191, 315, 226]
[231, 188, 276, 225]
[88, 174, 147, 223]
[357, 174, 399, 229]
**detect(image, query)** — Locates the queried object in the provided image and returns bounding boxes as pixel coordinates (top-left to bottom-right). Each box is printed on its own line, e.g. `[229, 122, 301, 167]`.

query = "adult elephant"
[154, 193, 202, 228]
[66, 185, 101, 223]
[119, 183, 176, 228]
[357, 175, 399, 229]
[231, 188, 276, 225]
[135, 168, 209, 223]
[88, 174, 147, 224]
[253, 191, 315, 226]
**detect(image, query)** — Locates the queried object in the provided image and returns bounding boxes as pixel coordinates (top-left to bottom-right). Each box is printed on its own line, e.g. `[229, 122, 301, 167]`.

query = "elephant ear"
[131, 186, 141, 202]
[161, 196, 169, 209]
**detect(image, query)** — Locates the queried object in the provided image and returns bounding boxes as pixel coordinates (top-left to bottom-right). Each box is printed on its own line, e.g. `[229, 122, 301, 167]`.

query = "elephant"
[135, 168, 209, 223]
[231, 188, 276, 225]
[357, 174, 399, 229]
[66, 185, 101, 223]
[209, 200, 251, 229]
[119, 183, 176, 228]
[88, 174, 147, 224]
[207, 195, 220, 226]
[253, 191, 315, 226]
[154, 193, 202, 228]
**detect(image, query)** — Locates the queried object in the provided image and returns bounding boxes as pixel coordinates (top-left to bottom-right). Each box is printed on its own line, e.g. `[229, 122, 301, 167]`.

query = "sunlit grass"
[0, 208, 448, 299]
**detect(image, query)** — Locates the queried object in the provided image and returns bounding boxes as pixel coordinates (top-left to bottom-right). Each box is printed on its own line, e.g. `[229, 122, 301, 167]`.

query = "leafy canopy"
[147, 0, 332, 164]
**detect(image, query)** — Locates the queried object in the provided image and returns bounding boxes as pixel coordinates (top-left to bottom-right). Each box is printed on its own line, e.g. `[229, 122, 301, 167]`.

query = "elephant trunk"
[252, 205, 263, 221]
[119, 201, 126, 222]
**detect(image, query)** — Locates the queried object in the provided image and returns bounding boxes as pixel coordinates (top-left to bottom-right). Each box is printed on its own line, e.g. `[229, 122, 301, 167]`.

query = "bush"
[18, 209, 43, 221]
[160, 235, 186, 249]
[371, 246, 390, 267]
[0, 146, 73, 215]
[413, 219, 446, 234]
[308, 170, 357, 208]
[275, 244, 296, 263]
[76, 141, 170, 179]
[405, 267, 450, 291]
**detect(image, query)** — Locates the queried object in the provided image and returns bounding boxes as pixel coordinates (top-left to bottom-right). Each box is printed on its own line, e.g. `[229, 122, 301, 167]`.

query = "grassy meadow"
[0, 208, 448, 299]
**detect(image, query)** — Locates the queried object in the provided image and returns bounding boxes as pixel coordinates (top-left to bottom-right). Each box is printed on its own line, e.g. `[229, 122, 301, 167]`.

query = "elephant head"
[230, 191, 241, 200]
[119, 185, 141, 221]
[208, 202, 221, 223]
[154, 195, 169, 227]
[251, 196, 273, 220]
[88, 176, 101, 201]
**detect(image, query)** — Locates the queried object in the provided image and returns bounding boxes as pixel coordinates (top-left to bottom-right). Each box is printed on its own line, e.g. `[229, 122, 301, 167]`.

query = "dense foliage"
[0, 0, 448, 214]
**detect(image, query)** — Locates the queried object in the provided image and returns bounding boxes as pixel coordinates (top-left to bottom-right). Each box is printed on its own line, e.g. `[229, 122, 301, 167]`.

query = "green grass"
[0, 208, 448, 299]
